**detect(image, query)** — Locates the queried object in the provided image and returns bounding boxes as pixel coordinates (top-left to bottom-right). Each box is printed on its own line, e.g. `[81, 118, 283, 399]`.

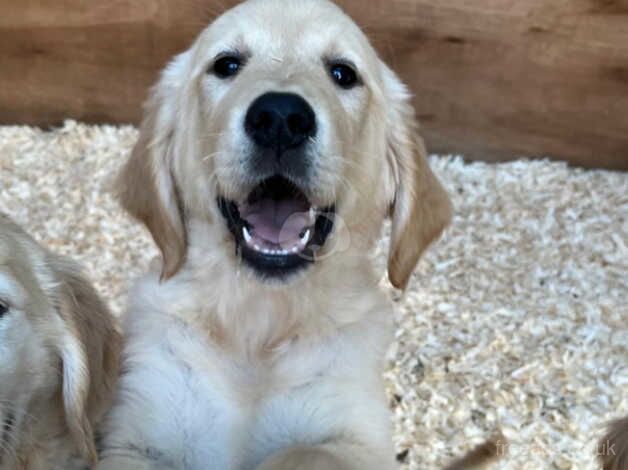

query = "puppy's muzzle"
[245, 92, 316, 179]
[217, 93, 335, 279]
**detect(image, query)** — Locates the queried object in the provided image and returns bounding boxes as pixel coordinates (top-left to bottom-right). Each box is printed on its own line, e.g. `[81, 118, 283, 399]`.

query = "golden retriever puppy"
[99, 0, 451, 468]
[0, 214, 120, 469]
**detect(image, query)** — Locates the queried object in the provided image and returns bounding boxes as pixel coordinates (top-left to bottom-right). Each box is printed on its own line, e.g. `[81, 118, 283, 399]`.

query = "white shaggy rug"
[0, 121, 626, 470]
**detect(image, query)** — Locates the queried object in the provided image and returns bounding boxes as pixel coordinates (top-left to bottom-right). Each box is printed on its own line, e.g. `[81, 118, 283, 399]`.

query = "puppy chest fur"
[101, 275, 394, 470]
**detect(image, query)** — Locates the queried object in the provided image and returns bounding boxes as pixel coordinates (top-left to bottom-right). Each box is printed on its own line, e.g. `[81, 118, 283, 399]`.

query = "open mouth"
[218, 175, 335, 278]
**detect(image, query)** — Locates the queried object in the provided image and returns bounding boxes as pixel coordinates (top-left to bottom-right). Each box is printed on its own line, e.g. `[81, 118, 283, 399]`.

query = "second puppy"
[0, 214, 120, 469]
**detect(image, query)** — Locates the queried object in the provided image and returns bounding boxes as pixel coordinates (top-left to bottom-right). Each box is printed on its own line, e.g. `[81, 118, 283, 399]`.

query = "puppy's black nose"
[245, 92, 316, 153]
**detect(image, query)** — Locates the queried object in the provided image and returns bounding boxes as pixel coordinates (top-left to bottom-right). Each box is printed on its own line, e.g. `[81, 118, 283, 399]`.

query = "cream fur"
[100, 0, 451, 469]
[0, 214, 120, 469]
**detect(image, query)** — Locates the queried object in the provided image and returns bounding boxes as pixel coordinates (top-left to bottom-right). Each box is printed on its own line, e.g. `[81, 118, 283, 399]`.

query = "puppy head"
[0, 215, 120, 464]
[119, 0, 451, 288]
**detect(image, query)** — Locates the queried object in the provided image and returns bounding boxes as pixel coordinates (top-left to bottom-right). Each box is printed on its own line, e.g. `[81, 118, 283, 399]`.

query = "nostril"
[253, 110, 275, 131]
[286, 112, 313, 137]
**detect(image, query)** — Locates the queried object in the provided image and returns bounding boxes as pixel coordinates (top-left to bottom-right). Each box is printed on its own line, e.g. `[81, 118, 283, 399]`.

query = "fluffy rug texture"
[0, 121, 626, 470]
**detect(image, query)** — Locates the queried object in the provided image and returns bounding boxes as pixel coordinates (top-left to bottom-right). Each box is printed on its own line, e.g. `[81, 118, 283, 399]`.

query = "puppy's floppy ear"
[118, 52, 190, 280]
[382, 65, 452, 290]
[599, 416, 628, 470]
[50, 256, 121, 464]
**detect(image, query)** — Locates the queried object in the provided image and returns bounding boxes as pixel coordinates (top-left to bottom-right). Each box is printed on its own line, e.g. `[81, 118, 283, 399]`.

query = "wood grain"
[1, 0, 627, 169]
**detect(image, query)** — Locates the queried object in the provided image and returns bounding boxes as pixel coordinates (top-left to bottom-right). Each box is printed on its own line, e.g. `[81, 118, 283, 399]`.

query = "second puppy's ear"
[51, 256, 121, 464]
[118, 52, 190, 280]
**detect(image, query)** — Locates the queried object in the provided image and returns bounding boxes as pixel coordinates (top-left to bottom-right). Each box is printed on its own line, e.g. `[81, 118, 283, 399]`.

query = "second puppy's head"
[0, 215, 120, 465]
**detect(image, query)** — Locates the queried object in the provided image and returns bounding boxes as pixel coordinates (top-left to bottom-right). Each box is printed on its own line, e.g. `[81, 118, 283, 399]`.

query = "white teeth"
[300, 229, 311, 245]
[242, 226, 252, 244]
[252, 246, 296, 256]
[245, 233, 305, 255]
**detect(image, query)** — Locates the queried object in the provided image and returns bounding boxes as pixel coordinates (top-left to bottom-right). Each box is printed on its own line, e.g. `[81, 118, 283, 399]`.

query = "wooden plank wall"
[1, 0, 627, 169]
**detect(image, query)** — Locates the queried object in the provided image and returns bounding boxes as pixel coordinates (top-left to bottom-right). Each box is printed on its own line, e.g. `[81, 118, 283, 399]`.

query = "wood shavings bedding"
[0, 121, 625, 469]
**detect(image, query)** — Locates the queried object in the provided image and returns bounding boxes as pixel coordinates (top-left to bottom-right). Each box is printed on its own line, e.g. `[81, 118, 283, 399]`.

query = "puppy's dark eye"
[211, 56, 242, 78]
[0, 301, 8, 318]
[329, 63, 358, 89]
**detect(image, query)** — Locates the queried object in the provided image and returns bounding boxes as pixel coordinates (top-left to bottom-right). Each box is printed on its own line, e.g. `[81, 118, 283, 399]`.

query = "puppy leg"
[256, 443, 392, 470]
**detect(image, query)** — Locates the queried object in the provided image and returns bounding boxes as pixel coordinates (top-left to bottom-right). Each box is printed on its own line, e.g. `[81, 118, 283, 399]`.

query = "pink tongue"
[241, 198, 310, 245]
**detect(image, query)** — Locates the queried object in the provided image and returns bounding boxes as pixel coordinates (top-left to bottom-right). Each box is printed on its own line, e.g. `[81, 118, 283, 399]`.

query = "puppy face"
[120, 0, 451, 287]
[0, 255, 56, 459]
[0, 215, 119, 465]
[204, 0, 381, 278]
